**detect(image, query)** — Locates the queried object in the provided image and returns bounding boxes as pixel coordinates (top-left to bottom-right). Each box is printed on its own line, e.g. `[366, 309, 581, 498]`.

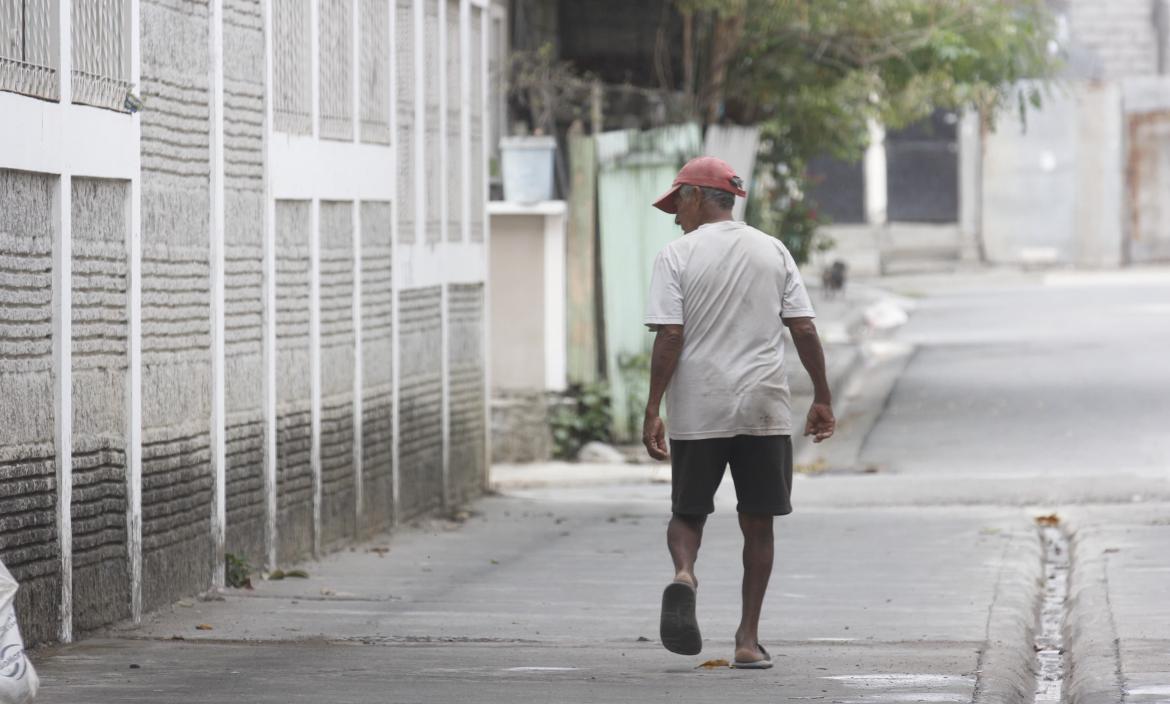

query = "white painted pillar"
[388, 0, 402, 524]
[261, 0, 279, 572]
[413, 0, 426, 245]
[543, 211, 566, 391]
[309, 198, 322, 557]
[351, 199, 364, 523]
[479, 4, 492, 487]
[309, 0, 323, 557]
[864, 118, 888, 226]
[460, 0, 470, 244]
[209, 0, 227, 590]
[958, 110, 983, 262]
[437, 0, 451, 509]
[127, 0, 145, 624]
[351, 0, 364, 525]
[53, 0, 74, 645]
[438, 0, 448, 244]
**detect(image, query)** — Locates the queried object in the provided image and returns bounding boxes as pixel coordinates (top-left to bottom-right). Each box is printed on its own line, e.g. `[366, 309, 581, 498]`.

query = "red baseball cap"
[652, 156, 747, 214]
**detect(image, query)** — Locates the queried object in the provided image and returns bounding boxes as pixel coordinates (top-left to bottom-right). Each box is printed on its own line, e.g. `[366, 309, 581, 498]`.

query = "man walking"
[642, 156, 835, 668]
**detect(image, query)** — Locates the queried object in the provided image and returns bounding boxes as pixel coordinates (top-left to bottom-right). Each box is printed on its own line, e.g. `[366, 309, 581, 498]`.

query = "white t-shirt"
[644, 220, 816, 440]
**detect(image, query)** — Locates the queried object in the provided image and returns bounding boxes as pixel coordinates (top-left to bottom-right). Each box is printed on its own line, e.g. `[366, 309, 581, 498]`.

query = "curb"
[1062, 519, 1125, 704]
[791, 342, 863, 460]
[972, 525, 1044, 704]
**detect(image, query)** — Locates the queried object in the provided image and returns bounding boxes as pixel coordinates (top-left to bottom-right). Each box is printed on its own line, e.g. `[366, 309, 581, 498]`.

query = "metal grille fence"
[0, 0, 58, 100]
[359, 0, 389, 144]
[274, 0, 311, 134]
[318, 0, 352, 141]
[71, 0, 129, 110]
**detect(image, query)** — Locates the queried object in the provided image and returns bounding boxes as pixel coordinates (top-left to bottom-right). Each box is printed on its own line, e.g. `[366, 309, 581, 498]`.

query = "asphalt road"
[860, 270, 1170, 480]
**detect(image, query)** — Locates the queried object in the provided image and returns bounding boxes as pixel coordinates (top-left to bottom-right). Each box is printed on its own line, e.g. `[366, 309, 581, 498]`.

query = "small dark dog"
[821, 260, 847, 299]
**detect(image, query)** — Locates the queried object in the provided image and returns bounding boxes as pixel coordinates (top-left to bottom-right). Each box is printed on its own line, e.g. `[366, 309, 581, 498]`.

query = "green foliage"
[616, 352, 652, 441]
[725, 0, 1060, 163]
[550, 383, 614, 460]
[225, 553, 251, 589]
[744, 161, 833, 265]
[712, 0, 1060, 259]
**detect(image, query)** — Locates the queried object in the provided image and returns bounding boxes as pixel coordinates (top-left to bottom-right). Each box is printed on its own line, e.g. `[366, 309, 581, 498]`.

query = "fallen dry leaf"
[795, 459, 827, 475]
[1035, 514, 1060, 527]
[195, 624, 213, 631]
[695, 659, 730, 669]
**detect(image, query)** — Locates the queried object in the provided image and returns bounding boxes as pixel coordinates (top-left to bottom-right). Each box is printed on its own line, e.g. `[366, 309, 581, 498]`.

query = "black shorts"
[669, 435, 793, 516]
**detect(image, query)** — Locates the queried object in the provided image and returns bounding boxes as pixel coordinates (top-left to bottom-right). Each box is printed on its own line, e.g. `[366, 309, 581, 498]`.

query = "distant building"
[817, 0, 1170, 273]
[0, 0, 503, 646]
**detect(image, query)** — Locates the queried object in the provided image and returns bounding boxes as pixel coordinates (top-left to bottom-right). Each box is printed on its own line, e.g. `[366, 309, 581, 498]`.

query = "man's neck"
[687, 213, 735, 234]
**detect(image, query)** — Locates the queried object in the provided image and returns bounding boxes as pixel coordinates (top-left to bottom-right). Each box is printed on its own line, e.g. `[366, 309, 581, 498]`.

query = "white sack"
[0, 560, 39, 704]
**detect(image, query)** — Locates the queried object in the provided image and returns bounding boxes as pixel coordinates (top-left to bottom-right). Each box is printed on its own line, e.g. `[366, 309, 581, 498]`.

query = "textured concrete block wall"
[318, 0, 354, 141]
[447, 283, 485, 504]
[424, 0, 441, 243]
[273, 0, 312, 134]
[395, 0, 414, 242]
[359, 0, 391, 144]
[445, 0, 462, 242]
[0, 170, 60, 646]
[275, 200, 313, 562]
[319, 202, 356, 547]
[360, 202, 393, 532]
[139, 0, 213, 613]
[70, 178, 131, 632]
[1068, 0, 1160, 78]
[397, 287, 443, 518]
[223, 0, 268, 567]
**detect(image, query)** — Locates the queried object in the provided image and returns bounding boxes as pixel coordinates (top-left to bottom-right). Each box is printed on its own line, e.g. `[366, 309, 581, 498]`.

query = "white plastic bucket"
[500, 136, 556, 203]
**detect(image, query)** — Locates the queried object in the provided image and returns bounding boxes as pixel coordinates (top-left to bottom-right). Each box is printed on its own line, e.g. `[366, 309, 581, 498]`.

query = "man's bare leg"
[734, 512, 774, 662]
[667, 513, 706, 587]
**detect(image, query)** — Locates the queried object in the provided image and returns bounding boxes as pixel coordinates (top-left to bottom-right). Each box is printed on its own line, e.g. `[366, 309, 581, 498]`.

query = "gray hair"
[679, 183, 735, 211]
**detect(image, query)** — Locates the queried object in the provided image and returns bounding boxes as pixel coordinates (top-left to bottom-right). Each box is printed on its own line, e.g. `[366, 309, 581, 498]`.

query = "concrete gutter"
[972, 525, 1045, 704]
[1062, 518, 1125, 704]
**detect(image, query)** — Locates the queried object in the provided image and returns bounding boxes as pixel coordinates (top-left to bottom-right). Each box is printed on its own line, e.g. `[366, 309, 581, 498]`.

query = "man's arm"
[783, 316, 836, 442]
[643, 324, 684, 460]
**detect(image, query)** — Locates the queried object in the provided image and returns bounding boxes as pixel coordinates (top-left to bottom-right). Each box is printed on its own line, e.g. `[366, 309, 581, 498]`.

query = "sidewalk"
[31, 479, 1043, 704]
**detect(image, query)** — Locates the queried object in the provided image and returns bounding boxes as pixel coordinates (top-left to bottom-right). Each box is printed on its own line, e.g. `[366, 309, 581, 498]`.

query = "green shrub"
[550, 383, 614, 459]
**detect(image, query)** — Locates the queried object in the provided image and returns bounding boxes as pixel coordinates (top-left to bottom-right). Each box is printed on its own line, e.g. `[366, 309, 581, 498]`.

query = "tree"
[669, 0, 1060, 259]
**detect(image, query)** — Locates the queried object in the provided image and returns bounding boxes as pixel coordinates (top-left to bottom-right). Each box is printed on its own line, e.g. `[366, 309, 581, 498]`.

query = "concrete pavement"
[32, 491, 1045, 703]
[28, 267, 1170, 703]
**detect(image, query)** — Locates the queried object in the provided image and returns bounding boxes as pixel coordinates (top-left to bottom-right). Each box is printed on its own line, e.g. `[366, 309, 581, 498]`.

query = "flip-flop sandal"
[659, 581, 702, 655]
[732, 643, 773, 669]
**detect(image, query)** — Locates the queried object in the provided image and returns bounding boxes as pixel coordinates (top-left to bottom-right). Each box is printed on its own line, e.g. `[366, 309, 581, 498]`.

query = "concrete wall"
[448, 283, 486, 503]
[319, 201, 357, 547]
[982, 82, 1129, 268]
[489, 213, 545, 390]
[360, 201, 394, 532]
[275, 200, 313, 563]
[1065, 0, 1162, 79]
[0, 0, 493, 646]
[70, 177, 131, 632]
[397, 287, 444, 517]
[223, 0, 268, 570]
[139, 0, 214, 614]
[0, 170, 60, 646]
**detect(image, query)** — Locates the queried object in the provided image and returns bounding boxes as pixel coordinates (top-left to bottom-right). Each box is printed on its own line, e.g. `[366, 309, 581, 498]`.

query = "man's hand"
[804, 402, 835, 443]
[643, 413, 670, 460]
